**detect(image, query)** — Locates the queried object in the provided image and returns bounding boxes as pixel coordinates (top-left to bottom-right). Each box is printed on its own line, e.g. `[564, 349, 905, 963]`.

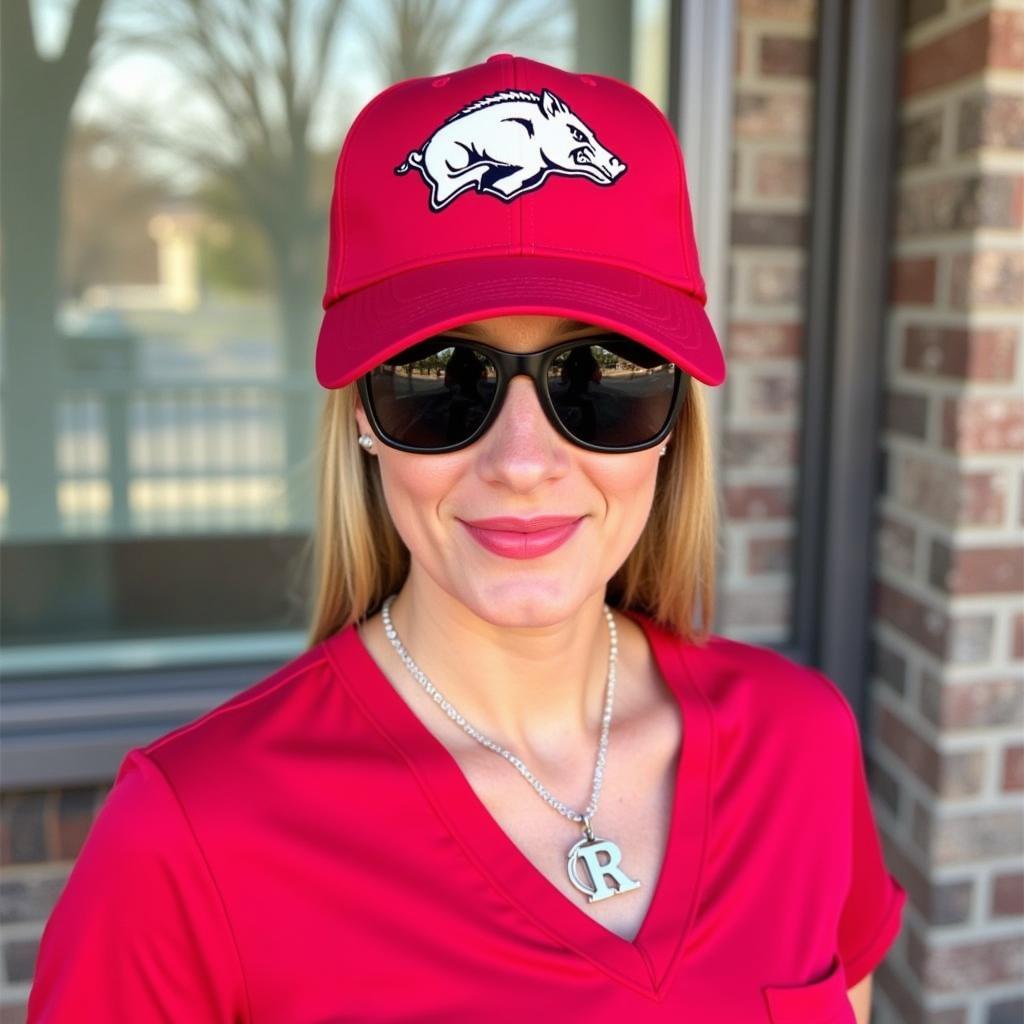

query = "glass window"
[1, 0, 671, 665]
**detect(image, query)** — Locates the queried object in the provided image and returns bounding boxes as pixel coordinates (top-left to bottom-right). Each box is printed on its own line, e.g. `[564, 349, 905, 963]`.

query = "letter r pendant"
[566, 816, 642, 903]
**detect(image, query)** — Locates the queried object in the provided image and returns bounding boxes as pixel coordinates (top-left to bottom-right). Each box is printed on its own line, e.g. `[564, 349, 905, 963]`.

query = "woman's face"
[353, 315, 672, 625]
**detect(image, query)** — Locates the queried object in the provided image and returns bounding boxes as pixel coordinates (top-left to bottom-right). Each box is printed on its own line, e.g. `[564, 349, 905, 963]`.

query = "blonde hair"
[301, 378, 722, 649]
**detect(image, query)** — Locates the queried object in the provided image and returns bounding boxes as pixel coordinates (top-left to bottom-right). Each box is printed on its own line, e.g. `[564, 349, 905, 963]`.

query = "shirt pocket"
[760, 953, 856, 1023]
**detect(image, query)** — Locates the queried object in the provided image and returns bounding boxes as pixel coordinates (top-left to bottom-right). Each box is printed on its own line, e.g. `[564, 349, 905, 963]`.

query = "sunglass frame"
[356, 332, 690, 455]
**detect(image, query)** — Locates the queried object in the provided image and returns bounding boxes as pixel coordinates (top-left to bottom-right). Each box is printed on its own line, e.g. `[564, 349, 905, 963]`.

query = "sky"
[30, 0, 664, 189]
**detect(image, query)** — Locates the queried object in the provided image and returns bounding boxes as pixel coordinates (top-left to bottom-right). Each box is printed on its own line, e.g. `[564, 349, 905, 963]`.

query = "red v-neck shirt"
[28, 608, 906, 1023]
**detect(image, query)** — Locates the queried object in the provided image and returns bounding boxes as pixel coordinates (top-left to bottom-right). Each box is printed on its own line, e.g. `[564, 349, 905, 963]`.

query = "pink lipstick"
[458, 515, 585, 560]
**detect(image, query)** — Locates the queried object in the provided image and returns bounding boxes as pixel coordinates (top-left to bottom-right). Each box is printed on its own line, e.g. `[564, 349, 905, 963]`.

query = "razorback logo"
[394, 88, 627, 212]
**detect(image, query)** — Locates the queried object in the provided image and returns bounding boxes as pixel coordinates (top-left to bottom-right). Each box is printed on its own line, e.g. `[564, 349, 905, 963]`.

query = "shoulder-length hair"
[301, 377, 721, 648]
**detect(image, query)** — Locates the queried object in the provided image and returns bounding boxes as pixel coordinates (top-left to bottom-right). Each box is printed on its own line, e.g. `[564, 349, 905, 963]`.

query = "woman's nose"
[476, 375, 569, 482]
[491, 375, 554, 443]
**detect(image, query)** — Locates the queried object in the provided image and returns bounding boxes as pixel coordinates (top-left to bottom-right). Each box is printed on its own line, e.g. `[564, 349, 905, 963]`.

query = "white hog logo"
[395, 88, 627, 212]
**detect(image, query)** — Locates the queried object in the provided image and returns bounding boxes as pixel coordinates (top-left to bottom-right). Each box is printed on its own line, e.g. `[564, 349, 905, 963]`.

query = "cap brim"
[315, 254, 726, 389]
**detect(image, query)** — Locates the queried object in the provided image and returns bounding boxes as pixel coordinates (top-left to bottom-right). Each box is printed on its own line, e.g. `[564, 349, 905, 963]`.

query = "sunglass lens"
[548, 338, 678, 447]
[365, 339, 497, 448]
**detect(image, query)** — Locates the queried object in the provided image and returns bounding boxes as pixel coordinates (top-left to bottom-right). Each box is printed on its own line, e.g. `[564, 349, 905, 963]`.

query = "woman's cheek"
[592, 452, 661, 515]
[378, 453, 462, 552]
[575, 454, 660, 567]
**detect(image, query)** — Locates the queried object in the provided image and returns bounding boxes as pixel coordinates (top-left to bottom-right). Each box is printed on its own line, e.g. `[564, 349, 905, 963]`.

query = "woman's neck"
[358, 577, 627, 762]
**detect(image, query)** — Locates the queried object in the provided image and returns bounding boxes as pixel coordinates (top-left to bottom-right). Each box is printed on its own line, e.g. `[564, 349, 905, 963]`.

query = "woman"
[27, 53, 905, 1023]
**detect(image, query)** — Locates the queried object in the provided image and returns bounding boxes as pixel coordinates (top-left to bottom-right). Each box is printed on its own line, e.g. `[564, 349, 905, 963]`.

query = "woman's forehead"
[450, 315, 605, 340]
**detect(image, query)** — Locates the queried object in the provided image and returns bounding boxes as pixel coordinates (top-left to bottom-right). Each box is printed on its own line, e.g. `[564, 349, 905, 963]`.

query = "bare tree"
[94, 0, 351, 525]
[1, 0, 107, 537]
[0, 0, 571, 539]
[360, 0, 569, 84]
[92, 0, 568, 525]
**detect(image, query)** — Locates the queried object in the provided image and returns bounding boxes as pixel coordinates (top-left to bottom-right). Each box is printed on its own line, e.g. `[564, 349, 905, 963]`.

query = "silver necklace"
[379, 592, 641, 904]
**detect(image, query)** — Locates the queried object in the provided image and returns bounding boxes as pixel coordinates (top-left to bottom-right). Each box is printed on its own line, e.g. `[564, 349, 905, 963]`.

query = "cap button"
[486, 52, 514, 63]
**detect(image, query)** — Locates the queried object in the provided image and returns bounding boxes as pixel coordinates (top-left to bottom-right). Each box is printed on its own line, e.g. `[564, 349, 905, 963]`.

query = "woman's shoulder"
[120, 629, 371, 809]
[669, 629, 857, 743]
[143, 640, 332, 752]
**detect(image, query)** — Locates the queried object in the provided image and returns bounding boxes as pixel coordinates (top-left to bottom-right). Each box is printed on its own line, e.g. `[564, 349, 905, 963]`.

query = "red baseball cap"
[315, 52, 726, 390]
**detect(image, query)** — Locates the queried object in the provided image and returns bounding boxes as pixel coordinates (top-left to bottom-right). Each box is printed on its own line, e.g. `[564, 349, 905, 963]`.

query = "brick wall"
[721, 0, 817, 641]
[872, 1, 1024, 1021]
[3, 3, 1021, 1022]
[1, 783, 112, 1020]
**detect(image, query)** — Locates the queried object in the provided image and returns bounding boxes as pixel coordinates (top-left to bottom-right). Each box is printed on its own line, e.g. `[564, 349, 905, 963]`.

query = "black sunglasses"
[357, 331, 689, 455]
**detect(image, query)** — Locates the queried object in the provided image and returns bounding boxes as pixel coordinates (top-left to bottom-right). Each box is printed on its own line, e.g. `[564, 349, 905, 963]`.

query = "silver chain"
[379, 592, 618, 829]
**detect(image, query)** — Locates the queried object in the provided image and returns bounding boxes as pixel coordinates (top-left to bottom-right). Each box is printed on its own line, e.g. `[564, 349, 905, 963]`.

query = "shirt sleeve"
[815, 671, 908, 989]
[26, 748, 249, 1023]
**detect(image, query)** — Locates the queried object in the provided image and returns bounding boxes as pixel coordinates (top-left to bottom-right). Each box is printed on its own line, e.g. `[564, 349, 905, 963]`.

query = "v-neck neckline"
[324, 605, 714, 1000]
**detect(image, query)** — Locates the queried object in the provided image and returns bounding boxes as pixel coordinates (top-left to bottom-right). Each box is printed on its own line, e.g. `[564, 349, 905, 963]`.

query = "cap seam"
[329, 247, 699, 303]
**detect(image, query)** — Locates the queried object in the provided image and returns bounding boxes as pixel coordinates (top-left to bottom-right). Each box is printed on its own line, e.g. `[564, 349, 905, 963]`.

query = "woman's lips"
[459, 517, 585, 559]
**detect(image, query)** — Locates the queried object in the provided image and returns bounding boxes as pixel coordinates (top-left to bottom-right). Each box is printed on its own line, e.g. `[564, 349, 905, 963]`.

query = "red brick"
[1013, 611, 1024, 659]
[732, 210, 808, 246]
[1002, 745, 1024, 790]
[949, 612, 996, 663]
[951, 749, 988, 796]
[874, 579, 948, 657]
[723, 483, 794, 518]
[917, 933, 1024, 989]
[897, 174, 1024, 235]
[722, 429, 799, 467]
[901, 107, 945, 167]
[939, 545, 1024, 595]
[991, 10, 1024, 71]
[902, 12, 1024, 98]
[56, 788, 98, 861]
[885, 389, 929, 439]
[754, 152, 809, 199]
[941, 396, 1024, 453]
[890, 256, 937, 304]
[749, 263, 804, 304]
[921, 675, 1024, 729]
[749, 371, 799, 416]
[748, 535, 792, 574]
[892, 451, 960, 525]
[957, 92, 1024, 153]
[992, 871, 1024, 916]
[903, 325, 1018, 381]
[958, 471, 1008, 526]
[760, 35, 814, 77]
[878, 704, 942, 792]
[933, 807, 1023, 866]
[2, 792, 49, 864]
[719, 587, 792, 631]
[727, 321, 803, 358]
[878, 513, 917, 575]
[949, 250, 1024, 309]
[734, 92, 811, 140]
[930, 875, 974, 927]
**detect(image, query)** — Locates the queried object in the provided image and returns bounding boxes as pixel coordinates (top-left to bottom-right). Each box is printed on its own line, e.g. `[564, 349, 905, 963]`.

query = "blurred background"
[1, 1, 1022, 1021]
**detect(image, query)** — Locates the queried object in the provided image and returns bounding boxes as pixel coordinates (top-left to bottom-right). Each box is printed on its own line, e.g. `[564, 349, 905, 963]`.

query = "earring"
[358, 433, 374, 450]
[659, 444, 668, 457]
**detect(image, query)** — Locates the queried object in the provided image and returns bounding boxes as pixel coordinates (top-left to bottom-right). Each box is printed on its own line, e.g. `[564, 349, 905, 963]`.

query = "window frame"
[0, 0, 901, 791]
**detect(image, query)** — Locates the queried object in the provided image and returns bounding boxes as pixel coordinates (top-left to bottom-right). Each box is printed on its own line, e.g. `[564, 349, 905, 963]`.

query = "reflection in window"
[1, 0, 669, 648]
